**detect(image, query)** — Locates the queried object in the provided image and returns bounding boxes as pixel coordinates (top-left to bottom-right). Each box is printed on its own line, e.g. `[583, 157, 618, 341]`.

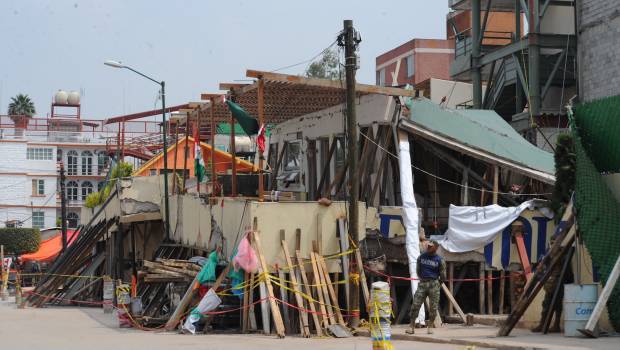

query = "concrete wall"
[578, 0, 620, 102]
[168, 195, 367, 272]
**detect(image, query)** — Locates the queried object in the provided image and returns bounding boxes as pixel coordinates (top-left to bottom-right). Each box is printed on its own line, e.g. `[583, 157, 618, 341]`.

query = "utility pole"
[339, 19, 361, 328]
[59, 163, 68, 252]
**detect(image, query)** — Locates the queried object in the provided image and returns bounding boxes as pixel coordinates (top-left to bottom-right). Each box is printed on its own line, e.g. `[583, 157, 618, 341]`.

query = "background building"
[0, 92, 159, 229]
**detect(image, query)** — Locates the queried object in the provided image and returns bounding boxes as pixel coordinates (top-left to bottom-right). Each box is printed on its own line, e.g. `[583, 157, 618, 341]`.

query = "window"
[97, 181, 104, 191]
[67, 151, 78, 175]
[97, 153, 108, 175]
[149, 169, 157, 176]
[32, 179, 45, 196]
[377, 68, 386, 86]
[334, 136, 346, 173]
[32, 211, 45, 229]
[406, 55, 414, 78]
[66, 181, 79, 201]
[27, 148, 53, 160]
[284, 140, 301, 171]
[67, 212, 79, 228]
[81, 181, 93, 200]
[81, 151, 93, 175]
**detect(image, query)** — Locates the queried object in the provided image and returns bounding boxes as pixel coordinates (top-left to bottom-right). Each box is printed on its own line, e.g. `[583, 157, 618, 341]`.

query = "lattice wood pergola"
[184, 69, 415, 200]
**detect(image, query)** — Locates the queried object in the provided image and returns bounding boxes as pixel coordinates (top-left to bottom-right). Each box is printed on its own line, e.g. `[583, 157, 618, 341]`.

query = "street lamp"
[104, 60, 171, 240]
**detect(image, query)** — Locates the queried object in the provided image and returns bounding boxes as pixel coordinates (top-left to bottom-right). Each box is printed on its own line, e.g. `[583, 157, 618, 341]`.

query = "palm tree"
[7, 94, 36, 127]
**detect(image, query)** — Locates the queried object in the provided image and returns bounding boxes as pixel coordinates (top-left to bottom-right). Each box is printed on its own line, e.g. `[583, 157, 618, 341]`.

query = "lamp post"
[104, 60, 170, 240]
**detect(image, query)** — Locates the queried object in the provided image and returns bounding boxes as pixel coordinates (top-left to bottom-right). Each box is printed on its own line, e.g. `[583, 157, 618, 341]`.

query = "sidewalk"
[359, 323, 619, 350]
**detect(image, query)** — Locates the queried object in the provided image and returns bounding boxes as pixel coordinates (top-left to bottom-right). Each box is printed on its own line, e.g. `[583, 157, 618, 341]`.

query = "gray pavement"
[0, 298, 475, 350]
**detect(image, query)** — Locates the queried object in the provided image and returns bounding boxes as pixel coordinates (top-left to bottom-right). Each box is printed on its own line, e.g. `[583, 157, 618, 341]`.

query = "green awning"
[402, 98, 555, 183]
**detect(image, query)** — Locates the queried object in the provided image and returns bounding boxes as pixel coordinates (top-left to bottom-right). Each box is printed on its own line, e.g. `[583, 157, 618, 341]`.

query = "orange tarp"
[20, 230, 78, 263]
[133, 136, 258, 177]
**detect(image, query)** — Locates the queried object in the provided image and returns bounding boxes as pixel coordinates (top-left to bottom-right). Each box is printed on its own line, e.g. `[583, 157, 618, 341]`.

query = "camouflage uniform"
[410, 254, 446, 327]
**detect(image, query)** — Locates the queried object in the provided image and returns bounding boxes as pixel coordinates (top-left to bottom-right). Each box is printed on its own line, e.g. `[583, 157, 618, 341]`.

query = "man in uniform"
[407, 240, 446, 334]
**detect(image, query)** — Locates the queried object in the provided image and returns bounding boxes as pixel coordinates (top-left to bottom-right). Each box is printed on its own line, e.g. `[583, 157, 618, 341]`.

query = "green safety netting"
[572, 95, 620, 331]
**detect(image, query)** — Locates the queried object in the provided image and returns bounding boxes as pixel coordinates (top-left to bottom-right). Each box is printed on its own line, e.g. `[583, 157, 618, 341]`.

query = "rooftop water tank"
[68, 91, 80, 105]
[54, 90, 68, 105]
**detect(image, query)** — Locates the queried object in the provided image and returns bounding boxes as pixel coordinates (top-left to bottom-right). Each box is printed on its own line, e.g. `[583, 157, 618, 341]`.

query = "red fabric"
[20, 230, 78, 263]
[257, 124, 266, 154]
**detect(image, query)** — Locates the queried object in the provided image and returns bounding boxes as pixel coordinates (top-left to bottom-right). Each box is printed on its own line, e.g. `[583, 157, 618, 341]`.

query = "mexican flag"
[194, 129, 206, 183]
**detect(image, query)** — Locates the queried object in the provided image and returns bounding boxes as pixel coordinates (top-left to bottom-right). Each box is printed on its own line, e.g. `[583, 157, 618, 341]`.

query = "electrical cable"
[270, 40, 338, 73]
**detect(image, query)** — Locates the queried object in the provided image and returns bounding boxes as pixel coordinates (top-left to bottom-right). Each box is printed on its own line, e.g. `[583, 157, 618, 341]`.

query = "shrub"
[84, 161, 133, 208]
[0, 228, 41, 255]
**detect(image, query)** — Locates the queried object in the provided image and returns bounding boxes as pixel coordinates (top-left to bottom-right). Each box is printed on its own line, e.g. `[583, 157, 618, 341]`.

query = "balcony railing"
[454, 28, 515, 58]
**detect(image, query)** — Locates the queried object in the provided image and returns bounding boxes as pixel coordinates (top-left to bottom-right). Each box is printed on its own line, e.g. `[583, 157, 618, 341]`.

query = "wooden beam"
[296, 250, 323, 336]
[246, 69, 416, 97]
[441, 282, 466, 322]
[318, 255, 346, 326]
[219, 83, 249, 90]
[311, 252, 335, 326]
[251, 230, 286, 338]
[257, 78, 265, 201]
[200, 93, 224, 100]
[580, 255, 620, 337]
[281, 239, 310, 337]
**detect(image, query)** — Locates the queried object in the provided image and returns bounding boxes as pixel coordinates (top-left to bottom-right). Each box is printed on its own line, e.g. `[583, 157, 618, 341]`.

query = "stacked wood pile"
[139, 259, 201, 284]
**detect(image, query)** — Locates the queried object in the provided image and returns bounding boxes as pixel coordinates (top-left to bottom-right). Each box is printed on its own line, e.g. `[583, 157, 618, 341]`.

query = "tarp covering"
[402, 98, 555, 183]
[440, 201, 541, 253]
[20, 230, 78, 263]
[398, 133, 425, 324]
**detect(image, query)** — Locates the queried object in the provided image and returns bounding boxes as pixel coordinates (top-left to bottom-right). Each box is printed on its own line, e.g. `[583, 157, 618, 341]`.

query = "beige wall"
[168, 195, 367, 273]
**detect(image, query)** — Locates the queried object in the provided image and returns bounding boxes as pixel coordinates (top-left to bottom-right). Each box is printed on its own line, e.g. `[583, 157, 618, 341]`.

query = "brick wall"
[579, 0, 620, 101]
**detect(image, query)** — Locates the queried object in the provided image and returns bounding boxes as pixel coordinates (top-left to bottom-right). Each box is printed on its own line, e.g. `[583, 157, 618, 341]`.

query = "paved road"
[0, 300, 474, 350]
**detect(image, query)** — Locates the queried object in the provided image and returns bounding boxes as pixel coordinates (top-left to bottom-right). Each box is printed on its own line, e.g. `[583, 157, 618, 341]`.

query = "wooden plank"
[487, 270, 494, 315]
[246, 69, 417, 97]
[278, 267, 292, 334]
[448, 262, 455, 316]
[318, 255, 346, 326]
[479, 262, 485, 314]
[498, 230, 575, 336]
[499, 270, 505, 314]
[316, 138, 337, 199]
[248, 272, 258, 330]
[440, 282, 466, 322]
[311, 251, 335, 326]
[242, 271, 250, 333]
[281, 240, 310, 337]
[164, 263, 231, 331]
[580, 255, 620, 337]
[296, 250, 323, 336]
[251, 231, 286, 338]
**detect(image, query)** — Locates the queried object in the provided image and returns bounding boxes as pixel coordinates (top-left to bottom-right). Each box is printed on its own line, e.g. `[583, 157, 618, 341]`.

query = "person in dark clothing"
[407, 240, 446, 335]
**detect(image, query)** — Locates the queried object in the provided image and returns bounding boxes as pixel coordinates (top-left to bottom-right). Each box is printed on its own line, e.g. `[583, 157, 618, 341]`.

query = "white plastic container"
[563, 283, 598, 337]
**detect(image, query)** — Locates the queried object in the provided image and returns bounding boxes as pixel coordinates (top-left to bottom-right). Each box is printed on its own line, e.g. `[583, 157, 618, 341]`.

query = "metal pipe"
[472, 0, 483, 108]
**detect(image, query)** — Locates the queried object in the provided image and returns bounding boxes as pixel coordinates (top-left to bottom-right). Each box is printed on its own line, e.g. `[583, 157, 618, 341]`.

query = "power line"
[358, 131, 551, 197]
[270, 40, 338, 73]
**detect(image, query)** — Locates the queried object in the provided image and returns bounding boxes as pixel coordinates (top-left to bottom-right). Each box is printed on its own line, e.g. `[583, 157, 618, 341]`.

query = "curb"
[356, 329, 544, 350]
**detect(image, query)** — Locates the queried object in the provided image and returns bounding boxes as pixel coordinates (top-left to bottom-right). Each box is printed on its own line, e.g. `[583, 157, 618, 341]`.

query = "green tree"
[8, 93, 36, 116]
[305, 49, 342, 80]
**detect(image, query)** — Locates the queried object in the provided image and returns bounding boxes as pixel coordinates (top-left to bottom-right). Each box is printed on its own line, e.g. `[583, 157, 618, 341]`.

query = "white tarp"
[440, 200, 540, 253]
[398, 133, 425, 324]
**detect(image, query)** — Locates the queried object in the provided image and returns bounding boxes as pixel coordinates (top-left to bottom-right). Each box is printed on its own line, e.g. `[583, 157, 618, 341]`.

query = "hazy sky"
[0, 0, 448, 119]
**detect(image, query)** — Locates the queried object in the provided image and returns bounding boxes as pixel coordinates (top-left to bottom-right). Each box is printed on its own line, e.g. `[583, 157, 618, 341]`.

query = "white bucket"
[563, 283, 598, 337]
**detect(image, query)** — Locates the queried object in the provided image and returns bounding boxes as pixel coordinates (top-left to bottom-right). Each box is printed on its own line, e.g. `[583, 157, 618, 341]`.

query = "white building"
[0, 97, 114, 229]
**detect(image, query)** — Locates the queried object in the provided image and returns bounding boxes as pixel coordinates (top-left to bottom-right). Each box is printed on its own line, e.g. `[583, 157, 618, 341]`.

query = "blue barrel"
[563, 283, 598, 337]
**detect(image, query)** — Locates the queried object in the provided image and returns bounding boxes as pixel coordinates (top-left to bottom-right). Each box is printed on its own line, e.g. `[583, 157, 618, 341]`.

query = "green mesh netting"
[574, 95, 620, 172]
[572, 96, 620, 331]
